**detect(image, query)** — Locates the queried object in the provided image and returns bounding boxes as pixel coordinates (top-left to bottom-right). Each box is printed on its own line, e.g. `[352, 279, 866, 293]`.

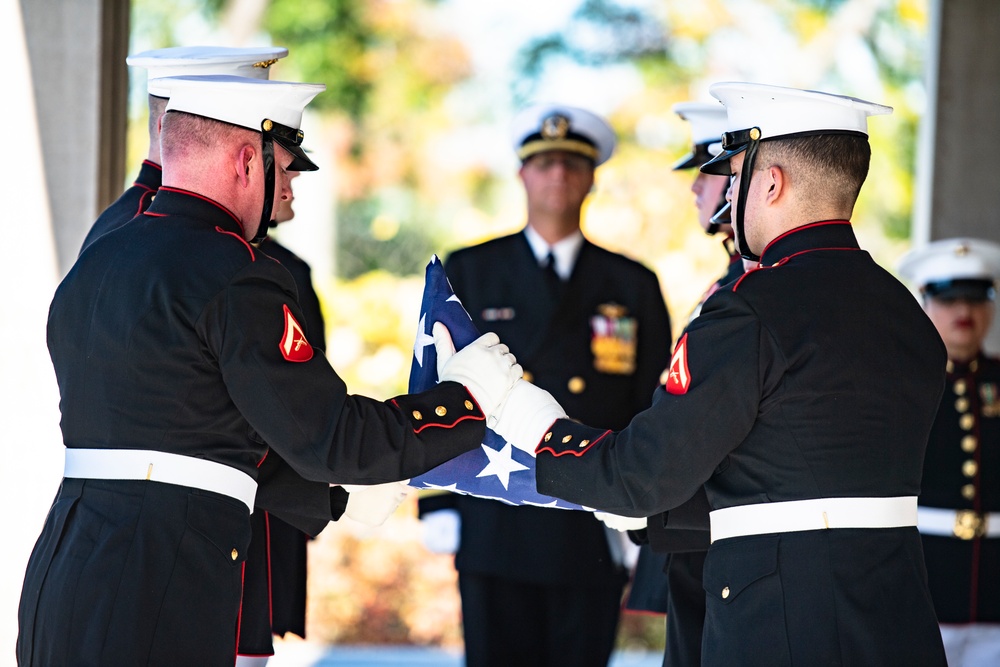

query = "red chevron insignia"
[279, 304, 313, 362]
[665, 333, 690, 395]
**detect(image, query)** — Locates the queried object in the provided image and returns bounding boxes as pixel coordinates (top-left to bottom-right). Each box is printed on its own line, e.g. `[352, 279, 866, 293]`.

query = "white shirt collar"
[523, 225, 584, 280]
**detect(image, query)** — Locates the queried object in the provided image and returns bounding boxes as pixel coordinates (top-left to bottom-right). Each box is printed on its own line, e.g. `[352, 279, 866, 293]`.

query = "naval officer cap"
[162, 74, 325, 172]
[898, 238, 1000, 302]
[127, 46, 288, 96]
[511, 104, 616, 167]
[672, 102, 728, 171]
[700, 82, 892, 175]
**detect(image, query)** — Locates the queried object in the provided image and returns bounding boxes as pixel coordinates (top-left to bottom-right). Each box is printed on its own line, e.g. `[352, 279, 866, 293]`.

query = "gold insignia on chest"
[590, 304, 637, 375]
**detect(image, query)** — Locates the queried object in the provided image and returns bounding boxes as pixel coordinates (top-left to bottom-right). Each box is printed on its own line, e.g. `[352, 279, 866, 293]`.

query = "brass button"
[963, 460, 979, 478]
[721, 586, 730, 599]
[956, 397, 970, 413]
[562, 435, 573, 444]
[954, 379, 967, 396]
[568, 376, 586, 394]
[544, 432, 553, 442]
[947, 360, 955, 374]
[464, 400, 474, 411]
[412, 410, 423, 421]
[962, 435, 978, 453]
[970, 359, 979, 372]
[960, 414, 975, 431]
[523, 370, 534, 383]
[263, 119, 273, 131]
[435, 406, 447, 417]
[231, 549, 238, 561]
[962, 484, 977, 500]
[579, 439, 590, 448]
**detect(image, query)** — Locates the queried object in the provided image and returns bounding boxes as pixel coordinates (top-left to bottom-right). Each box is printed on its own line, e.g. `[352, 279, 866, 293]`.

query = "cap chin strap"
[704, 189, 730, 236]
[252, 118, 277, 245]
[733, 127, 762, 262]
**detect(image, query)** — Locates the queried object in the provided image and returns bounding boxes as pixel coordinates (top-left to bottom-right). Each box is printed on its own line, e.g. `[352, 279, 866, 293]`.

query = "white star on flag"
[476, 442, 528, 490]
[413, 314, 435, 367]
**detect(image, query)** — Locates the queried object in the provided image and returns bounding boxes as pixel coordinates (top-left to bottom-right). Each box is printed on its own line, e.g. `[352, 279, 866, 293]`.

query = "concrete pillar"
[19, 0, 129, 277]
[913, 0, 1000, 352]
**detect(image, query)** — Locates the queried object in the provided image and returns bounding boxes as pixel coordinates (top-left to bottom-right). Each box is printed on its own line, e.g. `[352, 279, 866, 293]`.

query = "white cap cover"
[511, 103, 617, 167]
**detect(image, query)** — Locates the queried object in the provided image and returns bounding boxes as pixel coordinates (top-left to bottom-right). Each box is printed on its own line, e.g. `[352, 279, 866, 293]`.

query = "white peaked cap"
[672, 101, 729, 170]
[700, 82, 892, 175]
[709, 82, 892, 140]
[673, 102, 728, 147]
[511, 103, 617, 167]
[128, 45, 289, 94]
[898, 238, 1000, 288]
[163, 75, 324, 134]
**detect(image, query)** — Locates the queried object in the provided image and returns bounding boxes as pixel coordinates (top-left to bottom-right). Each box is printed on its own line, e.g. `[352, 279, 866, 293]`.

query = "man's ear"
[764, 164, 784, 205]
[236, 145, 255, 188]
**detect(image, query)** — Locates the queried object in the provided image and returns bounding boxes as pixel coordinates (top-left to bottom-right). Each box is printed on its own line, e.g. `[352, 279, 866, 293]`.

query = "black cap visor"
[924, 279, 996, 302]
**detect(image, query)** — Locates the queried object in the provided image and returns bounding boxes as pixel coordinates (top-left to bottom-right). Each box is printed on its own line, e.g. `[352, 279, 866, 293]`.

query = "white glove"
[341, 481, 412, 526]
[433, 322, 522, 417]
[594, 511, 648, 532]
[491, 379, 567, 455]
[420, 508, 461, 555]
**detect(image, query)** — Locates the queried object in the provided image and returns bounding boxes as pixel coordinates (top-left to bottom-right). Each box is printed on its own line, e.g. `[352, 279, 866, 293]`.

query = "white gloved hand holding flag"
[407, 256, 586, 510]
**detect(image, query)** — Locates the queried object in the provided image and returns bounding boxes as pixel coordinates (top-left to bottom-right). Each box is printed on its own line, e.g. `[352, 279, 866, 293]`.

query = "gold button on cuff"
[412, 410, 423, 421]
[464, 400, 474, 411]
[231, 549, 238, 561]
[523, 371, 534, 383]
[956, 397, 970, 413]
[579, 440, 590, 448]
[721, 586, 730, 599]
[954, 379, 967, 396]
[962, 484, 977, 500]
[963, 460, 979, 478]
[435, 406, 447, 417]
[962, 435, 978, 452]
[960, 414, 975, 431]
[544, 432, 553, 442]
[568, 376, 586, 394]
[562, 435, 573, 444]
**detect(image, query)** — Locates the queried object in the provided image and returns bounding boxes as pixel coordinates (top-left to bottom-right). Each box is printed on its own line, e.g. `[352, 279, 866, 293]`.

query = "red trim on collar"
[759, 220, 851, 258]
[140, 159, 162, 172]
[731, 245, 861, 291]
[158, 186, 246, 236]
[215, 226, 256, 261]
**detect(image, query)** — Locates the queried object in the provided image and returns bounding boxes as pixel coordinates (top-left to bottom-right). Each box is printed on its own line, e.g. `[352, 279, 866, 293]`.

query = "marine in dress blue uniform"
[899, 237, 1000, 667]
[420, 104, 672, 667]
[17, 75, 520, 667]
[521, 83, 949, 666]
[626, 101, 744, 667]
[78, 46, 287, 256]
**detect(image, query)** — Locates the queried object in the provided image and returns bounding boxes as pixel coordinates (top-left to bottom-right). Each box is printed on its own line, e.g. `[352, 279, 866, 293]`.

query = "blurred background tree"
[127, 0, 930, 652]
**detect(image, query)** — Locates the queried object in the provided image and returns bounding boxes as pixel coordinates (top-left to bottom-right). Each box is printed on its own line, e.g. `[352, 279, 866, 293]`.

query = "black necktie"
[542, 251, 563, 299]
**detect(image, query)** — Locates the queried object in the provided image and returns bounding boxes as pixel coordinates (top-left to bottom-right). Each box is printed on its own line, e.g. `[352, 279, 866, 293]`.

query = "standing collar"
[143, 187, 246, 237]
[523, 225, 584, 280]
[757, 220, 859, 267]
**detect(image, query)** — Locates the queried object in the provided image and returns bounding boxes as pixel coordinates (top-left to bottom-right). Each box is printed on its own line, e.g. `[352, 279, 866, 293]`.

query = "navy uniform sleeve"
[203, 260, 486, 486]
[535, 287, 774, 515]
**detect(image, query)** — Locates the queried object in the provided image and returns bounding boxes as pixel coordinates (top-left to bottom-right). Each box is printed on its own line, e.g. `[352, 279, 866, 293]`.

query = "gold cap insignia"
[541, 114, 570, 141]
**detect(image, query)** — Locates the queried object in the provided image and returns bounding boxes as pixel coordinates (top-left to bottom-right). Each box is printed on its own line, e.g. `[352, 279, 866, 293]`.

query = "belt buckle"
[954, 510, 987, 540]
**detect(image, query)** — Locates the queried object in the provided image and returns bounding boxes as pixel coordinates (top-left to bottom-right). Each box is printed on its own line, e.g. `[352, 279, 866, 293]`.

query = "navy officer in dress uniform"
[499, 82, 950, 665]
[420, 103, 672, 667]
[899, 237, 1000, 666]
[17, 74, 523, 667]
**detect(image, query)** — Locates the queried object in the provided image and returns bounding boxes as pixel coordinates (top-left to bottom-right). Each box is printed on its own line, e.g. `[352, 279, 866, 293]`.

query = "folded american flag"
[408, 256, 585, 510]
